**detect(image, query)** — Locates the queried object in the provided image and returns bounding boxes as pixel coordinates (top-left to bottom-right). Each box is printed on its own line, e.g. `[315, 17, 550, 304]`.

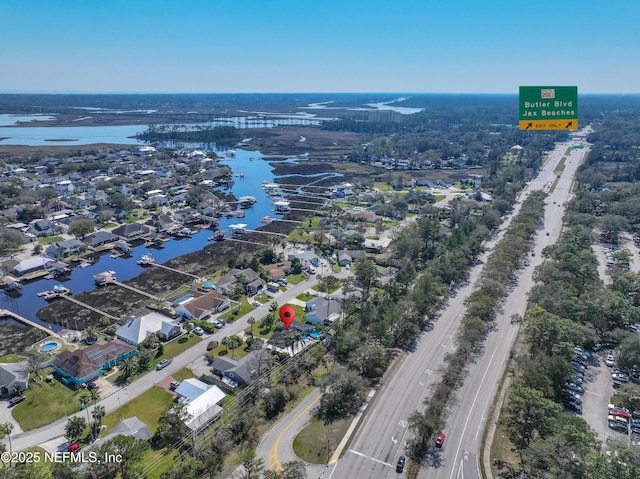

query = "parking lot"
[581, 348, 640, 448]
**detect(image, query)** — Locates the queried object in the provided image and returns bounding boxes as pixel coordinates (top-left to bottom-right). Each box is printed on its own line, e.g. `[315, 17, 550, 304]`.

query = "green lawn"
[37, 235, 63, 245]
[296, 292, 314, 302]
[219, 298, 252, 322]
[292, 415, 352, 464]
[287, 273, 307, 285]
[151, 335, 202, 370]
[171, 367, 197, 382]
[102, 386, 173, 434]
[0, 354, 26, 363]
[12, 377, 84, 431]
[433, 193, 446, 202]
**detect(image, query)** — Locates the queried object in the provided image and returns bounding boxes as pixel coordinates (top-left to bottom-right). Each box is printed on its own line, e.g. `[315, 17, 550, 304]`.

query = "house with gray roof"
[0, 363, 29, 397]
[210, 350, 264, 387]
[27, 219, 55, 237]
[216, 268, 264, 296]
[111, 222, 150, 241]
[305, 297, 342, 326]
[45, 238, 85, 259]
[337, 249, 367, 266]
[174, 290, 230, 320]
[82, 230, 119, 247]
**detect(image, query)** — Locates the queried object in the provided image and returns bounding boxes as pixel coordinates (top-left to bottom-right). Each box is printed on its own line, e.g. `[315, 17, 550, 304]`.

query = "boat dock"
[111, 280, 162, 302]
[145, 263, 202, 282]
[0, 308, 62, 338]
[58, 296, 118, 321]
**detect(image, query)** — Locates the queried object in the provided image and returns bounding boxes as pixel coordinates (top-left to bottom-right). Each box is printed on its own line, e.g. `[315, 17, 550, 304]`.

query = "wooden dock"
[111, 280, 162, 302]
[147, 263, 202, 282]
[58, 296, 118, 321]
[0, 309, 62, 339]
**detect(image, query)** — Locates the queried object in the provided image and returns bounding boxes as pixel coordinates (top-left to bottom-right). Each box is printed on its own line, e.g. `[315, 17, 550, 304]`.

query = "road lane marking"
[348, 449, 393, 467]
[449, 348, 498, 479]
[269, 392, 322, 471]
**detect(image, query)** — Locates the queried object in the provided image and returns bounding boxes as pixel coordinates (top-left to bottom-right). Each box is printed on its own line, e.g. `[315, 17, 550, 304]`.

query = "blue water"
[1, 147, 293, 330]
[40, 341, 60, 351]
[0, 124, 147, 146]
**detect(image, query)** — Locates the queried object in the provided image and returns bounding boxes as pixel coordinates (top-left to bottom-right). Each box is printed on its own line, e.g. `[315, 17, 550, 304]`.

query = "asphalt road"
[6, 258, 351, 453]
[323, 134, 590, 479]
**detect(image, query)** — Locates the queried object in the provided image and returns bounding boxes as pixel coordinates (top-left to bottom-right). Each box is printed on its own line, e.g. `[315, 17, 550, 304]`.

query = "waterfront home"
[82, 230, 119, 248]
[7, 256, 54, 276]
[111, 222, 150, 241]
[45, 238, 86, 259]
[146, 213, 177, 232]
[174, 290, 230, 320]
[53, 339, 137, 386]
[115, 311, 182, 346]
[0, 363, 29, 397]
[216, 268, 264, 296]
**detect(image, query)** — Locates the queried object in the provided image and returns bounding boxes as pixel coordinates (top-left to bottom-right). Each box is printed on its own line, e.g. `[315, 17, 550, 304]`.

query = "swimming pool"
[308, 331, 322, 339]
[40, 341, 61, 352]
[175, 295, 194, 305]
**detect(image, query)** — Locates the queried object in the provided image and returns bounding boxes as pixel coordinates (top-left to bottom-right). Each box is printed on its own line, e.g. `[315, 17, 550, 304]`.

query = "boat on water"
[78, 261, 93, 268]
[260, 216, 272, 223]
[94, 271, 116, 285]
[137, 254, 155, 265]
[225, 150, 236, 157]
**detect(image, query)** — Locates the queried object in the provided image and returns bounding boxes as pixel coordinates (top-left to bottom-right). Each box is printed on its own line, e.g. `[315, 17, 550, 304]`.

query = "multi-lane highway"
[324, 133, 589, 479]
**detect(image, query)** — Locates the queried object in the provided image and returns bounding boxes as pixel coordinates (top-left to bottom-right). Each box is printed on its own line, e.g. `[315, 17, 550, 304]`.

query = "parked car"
[156, 358, 173, 370]
[251, 300, 261, 307]
[212, 320, 224, 329]
[435, 433, 446, 448]
[565, 401, 583, 414]
[87, 382, 99, 390]
[8, 395, 26, 407]
[67, 443, 81, 453]
[193, 326, 204, 336]
[563, 396, 582, 406]
[169, 380, 180, 391]
[606, 354, 615, 367]
[396, 456, 405, 473]
[565, 383, 584, 394]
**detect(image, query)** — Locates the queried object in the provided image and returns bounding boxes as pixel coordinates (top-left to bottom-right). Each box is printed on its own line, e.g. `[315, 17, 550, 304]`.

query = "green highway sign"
[519, 86, 578, 130]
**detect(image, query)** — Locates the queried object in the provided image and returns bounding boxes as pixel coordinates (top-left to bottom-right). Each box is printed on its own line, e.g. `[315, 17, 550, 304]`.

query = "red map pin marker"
[279, 305, 296, 330]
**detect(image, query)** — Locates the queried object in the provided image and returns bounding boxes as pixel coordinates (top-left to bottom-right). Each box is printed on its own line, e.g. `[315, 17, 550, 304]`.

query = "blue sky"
[2, 0, 638, 94]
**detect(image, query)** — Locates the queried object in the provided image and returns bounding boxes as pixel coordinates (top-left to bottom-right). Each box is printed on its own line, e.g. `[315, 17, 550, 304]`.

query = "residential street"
[5, 258, 351, 453]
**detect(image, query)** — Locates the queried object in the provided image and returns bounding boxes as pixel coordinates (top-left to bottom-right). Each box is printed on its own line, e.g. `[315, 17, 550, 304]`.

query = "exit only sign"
[519, 86, 578, 130]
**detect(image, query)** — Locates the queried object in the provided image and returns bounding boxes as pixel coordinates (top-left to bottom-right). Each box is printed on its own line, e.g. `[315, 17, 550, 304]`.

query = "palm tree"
[0, 423, 14, 454]
[83, 326, 99, 344]
[227, 335, 242, 359]
[221, 336, 230, 352]
[119, 358, 137, 383]
[92, 404, 106, 426]
[247, 316, 256, 335]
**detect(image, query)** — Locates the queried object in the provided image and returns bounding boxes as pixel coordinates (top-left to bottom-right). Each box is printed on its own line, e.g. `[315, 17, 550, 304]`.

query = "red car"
[609, 408, 630, 419]
[67, 443, 81, 453]
[435, 433, 445, 448]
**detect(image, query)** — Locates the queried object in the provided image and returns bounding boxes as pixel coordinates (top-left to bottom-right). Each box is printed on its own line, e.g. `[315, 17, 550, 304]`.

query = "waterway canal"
[1, 148, 290, 330]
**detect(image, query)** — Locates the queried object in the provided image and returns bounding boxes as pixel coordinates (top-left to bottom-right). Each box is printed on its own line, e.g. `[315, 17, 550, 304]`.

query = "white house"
[174, 379, 226, 434]
[115, 312, 182, 346]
